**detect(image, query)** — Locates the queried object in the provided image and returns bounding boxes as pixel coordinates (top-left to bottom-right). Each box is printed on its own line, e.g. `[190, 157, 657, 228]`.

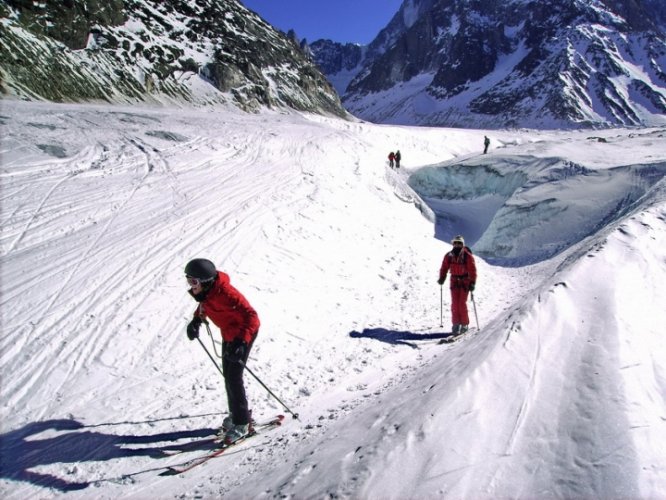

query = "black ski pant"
[222, 336, 255, 426]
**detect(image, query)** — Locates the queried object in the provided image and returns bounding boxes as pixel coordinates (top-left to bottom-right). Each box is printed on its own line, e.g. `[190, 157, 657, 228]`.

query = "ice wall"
[409, 155, 666, 266]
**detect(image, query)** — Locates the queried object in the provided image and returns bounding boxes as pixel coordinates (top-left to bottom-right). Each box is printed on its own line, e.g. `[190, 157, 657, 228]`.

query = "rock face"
[308, 40, 366, 96]
[311, 0, 666, 128]
[0, 0, 347, 117]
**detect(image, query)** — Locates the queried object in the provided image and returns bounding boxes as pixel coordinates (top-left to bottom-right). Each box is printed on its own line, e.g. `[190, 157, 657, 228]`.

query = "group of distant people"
[388, 150, 401, 168]
[388, 136, 490, 170]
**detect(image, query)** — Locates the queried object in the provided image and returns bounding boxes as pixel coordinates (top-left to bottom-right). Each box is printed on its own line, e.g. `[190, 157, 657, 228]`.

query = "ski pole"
[196, 336, 224, 378]
[471, 291, 480, 330]
[200, 321, 299, 420]
[239, 360, 300, 420]
[439, 285, 444, 328]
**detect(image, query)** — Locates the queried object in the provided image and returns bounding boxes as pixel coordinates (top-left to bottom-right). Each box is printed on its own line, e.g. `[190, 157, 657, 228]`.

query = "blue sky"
[240, 0, 404, 44]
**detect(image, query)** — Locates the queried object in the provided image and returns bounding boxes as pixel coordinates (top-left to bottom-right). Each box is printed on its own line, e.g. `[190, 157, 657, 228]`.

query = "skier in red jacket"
[438, 235, 477, 334]
[184, 258, 260, 443]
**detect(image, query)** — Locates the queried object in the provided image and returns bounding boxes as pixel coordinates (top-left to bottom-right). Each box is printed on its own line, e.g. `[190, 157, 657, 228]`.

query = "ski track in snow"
[1, 101, 665, 499]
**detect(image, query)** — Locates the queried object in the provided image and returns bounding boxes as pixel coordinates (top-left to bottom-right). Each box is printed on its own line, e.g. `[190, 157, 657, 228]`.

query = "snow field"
[1, 100, 665, 498]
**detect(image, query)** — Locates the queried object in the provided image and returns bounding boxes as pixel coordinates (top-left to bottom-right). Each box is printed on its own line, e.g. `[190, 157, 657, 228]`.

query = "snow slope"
[1, 100, 665, 499]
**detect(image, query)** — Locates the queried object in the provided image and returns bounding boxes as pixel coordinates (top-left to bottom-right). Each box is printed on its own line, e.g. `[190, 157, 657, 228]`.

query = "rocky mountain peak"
[312, 0, 666, 128]
[0, 0, 347, 117]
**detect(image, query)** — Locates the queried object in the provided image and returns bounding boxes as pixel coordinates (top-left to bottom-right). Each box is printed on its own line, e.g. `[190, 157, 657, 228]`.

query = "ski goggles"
[186, 276, 200, 287]
[185, 275, 213, 286]
[186, 276, 212, 287]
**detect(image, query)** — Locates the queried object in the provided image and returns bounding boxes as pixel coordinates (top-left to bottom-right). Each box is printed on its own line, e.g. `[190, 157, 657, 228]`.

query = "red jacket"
[439, 248, 477, 289]
[192, 271, 260, 343]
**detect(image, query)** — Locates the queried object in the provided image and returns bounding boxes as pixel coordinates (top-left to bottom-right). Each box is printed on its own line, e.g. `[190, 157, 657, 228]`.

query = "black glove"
[469, 282, 476, 292]
[438, 277, 446, 285]
[187, 317, 202, 340]
[225, 340, 247, 364]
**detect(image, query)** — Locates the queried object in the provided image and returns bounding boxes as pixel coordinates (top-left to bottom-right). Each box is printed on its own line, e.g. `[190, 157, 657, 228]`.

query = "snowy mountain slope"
[0, 0, 345, 116]
[1, 101, 665, 498]
[314, 0, 666, 128]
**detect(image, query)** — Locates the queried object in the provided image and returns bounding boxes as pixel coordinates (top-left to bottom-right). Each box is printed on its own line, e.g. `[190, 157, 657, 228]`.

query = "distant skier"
[184, 258, 260, 443]
[388, 151, 395, 168]
[483, 136, 490, 154]
[438, 235, 477, 335]
[395, 150, 402, 168]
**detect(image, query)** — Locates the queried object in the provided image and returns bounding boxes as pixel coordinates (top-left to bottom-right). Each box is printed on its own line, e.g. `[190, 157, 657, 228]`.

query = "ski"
[438, 334, 462, 344]
[160, 436, 219, 456]
[161, 415, 284, 457]
[159, 415, 284, 475]
[438, 329, 471, 344]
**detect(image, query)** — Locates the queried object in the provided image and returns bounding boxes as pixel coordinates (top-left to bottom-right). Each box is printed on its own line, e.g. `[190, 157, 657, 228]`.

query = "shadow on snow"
[0, 417, 219, 491]
[349, 328, 453, 349]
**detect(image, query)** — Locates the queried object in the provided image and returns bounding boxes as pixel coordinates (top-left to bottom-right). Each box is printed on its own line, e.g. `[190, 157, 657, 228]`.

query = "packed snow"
[1, 99, 665, 499]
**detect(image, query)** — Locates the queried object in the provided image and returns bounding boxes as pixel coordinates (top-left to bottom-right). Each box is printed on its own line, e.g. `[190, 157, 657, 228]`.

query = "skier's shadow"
[0, 418, 218, 491]
[349, 328, 452, 348]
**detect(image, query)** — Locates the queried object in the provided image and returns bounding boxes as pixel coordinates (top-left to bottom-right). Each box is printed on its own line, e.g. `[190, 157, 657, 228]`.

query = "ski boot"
[223, 423, 249, 444]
